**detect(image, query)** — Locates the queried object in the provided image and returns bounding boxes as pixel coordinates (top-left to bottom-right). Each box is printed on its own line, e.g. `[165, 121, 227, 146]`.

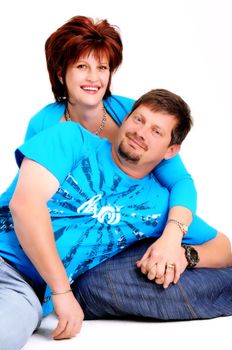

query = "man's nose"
[135, 125, 148, 139]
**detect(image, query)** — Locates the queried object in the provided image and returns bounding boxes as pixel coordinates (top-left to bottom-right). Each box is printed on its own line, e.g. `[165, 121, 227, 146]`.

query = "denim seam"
[177, 281, 198, 319]
[105, 268, 123, 311]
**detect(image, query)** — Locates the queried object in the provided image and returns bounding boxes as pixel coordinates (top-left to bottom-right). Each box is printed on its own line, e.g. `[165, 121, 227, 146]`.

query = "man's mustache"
[125, 132, 148, 151]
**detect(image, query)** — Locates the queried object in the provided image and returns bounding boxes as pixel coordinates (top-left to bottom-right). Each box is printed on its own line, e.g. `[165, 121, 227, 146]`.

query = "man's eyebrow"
[153, 124, 162, 129]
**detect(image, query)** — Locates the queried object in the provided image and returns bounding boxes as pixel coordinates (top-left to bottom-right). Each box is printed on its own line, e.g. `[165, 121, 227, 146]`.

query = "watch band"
[167, 219, 188, 235]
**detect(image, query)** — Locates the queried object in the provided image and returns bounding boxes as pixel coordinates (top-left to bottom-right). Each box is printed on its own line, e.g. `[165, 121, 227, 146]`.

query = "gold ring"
[166, 263, 175, 270]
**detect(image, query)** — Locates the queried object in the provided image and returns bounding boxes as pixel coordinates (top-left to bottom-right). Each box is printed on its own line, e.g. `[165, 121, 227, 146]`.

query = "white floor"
[23, 313, 232, 350]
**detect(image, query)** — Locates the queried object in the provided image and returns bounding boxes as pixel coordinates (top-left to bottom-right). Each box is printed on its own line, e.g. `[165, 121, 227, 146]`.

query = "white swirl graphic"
[97, 205, 122, 225]
[77, 194, 102, 215]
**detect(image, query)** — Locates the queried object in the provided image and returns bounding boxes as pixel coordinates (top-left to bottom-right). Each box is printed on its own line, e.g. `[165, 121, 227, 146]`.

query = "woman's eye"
[99, 65, 109, 71]
[77, 64, 87, 70]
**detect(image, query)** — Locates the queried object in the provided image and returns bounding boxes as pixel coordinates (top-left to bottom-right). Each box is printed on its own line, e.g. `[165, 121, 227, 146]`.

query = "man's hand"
[52, 292, 84, 340]
[136, 236, 188, 288]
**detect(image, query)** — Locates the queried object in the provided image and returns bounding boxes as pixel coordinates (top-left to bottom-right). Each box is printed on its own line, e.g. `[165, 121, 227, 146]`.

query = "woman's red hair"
[45, 16, 123, 102]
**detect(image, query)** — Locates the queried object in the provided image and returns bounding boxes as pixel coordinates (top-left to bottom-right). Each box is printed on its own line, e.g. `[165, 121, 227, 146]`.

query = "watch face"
[191, 248, 199, 261]
[184, 245, 199, 268]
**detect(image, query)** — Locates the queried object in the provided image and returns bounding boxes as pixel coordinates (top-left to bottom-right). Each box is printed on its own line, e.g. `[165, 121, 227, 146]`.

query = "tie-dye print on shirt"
[1, 122, 169, 315]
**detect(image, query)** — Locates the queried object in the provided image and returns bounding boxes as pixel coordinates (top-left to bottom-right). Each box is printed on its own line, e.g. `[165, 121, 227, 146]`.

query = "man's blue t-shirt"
[0, 121, 217, 315]
[0, 95, 197, 212]
[16, 122, 170, 272]
[0, 122, 170, 314]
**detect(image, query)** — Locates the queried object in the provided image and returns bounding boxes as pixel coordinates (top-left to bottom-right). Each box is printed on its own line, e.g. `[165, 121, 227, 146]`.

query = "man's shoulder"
[43, 121, 102, 147]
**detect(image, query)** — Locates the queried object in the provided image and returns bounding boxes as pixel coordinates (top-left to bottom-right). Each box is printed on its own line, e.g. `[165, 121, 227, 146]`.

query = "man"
[0, 89, 231, 349]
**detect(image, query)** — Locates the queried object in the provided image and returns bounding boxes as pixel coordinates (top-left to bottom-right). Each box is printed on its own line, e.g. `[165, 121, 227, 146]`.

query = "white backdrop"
[0, 0, 231, 237]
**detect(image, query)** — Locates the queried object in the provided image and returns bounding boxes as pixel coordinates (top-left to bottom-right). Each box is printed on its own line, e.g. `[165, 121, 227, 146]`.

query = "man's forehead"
[132, 106, 177, 122]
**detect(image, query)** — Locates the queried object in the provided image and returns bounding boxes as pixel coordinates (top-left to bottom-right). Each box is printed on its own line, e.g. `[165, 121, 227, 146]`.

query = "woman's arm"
[146, 154, 196, 286]
[154, 154, 197, 212]
[10, 158, 84, 339]
[143, 206, 193, 286]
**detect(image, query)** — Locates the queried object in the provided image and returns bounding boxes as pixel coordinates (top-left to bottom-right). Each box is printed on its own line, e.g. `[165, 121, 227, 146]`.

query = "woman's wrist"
[167, 219, 188, 236]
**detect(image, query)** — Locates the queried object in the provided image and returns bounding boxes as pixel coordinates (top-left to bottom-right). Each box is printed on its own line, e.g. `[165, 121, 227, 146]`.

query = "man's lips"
[126, 134, 148, 151]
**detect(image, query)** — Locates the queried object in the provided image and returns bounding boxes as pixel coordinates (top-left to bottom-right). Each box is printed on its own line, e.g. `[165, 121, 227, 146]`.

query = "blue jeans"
[0, 256, 42, 350]
[73, 239, 232, 320]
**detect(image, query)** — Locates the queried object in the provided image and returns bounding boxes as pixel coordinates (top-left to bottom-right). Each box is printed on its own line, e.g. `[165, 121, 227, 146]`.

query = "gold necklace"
[64, 107, 107, 136]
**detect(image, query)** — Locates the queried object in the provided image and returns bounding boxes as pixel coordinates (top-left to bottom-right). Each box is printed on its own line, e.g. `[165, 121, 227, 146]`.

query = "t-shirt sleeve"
[15, 122, 89, 185]
[153, 154, 197, 213]
[104, 95, 135, 125]
[24, 103, 65, 141]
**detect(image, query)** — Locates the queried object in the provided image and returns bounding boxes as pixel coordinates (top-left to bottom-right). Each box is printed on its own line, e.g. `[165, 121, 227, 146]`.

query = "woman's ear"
[164, 144, 181, 160]
[57, 69, 63, 84]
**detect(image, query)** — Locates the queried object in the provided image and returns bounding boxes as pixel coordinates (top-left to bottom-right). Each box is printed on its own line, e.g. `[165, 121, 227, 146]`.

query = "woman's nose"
[86, 68, 98, 81]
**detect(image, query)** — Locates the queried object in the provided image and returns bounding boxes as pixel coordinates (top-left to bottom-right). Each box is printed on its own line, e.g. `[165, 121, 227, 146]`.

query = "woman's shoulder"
[25, 102, 66, 140]
[105, 94, 135, 111]
[104, 94, 135, 124]
[30, 102, 65, 125]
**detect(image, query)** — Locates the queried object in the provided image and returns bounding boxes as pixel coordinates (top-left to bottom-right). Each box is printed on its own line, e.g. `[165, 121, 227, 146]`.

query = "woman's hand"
[136, 236, 188, 288]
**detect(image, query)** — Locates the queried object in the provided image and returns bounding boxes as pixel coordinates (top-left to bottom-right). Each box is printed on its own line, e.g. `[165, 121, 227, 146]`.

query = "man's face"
[114, 105, 179, 170]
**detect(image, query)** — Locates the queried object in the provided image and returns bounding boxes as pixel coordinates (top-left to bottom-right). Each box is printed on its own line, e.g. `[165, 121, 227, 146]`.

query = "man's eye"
[134, 116, 142, 123]
[152, 128, 162, 136]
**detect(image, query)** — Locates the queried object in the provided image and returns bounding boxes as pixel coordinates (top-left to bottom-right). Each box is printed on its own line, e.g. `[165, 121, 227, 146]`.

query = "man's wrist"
[182, 245, 200, 268]
[51, 289, 72, 296]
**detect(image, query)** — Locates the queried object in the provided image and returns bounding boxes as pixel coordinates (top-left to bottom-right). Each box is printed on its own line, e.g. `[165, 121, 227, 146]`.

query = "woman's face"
[65, 52, 110, 108]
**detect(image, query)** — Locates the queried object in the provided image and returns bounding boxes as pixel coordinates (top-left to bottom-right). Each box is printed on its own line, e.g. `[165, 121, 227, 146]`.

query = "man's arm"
[10, 158, 84, 340]
[137, 232, 232, 287]
[194, 232, 232, 268]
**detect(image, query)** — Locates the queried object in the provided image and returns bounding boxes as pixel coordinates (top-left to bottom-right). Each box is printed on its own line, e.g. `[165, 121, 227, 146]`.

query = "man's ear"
[164, 144, 181, 160]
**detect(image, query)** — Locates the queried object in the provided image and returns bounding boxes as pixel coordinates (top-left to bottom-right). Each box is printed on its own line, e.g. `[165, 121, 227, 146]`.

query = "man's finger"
[52, 319, 68, 339]
[155, 262, 166, 279]
[147, 263, 158, 280]
[139, 259, 149, 274]
[155, 276, 165, 285]
[136, 247, 151, 267]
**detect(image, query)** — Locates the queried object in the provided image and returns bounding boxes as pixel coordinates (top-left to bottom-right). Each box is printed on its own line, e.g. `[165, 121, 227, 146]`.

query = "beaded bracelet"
[51, 289, 72, 296]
